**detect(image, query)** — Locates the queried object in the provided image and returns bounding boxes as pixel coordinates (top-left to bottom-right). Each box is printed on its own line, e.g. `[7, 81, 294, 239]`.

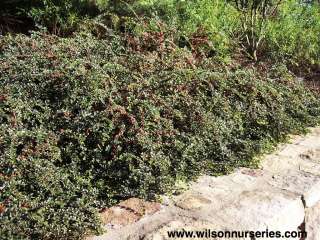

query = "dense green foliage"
[2, 0, 320, 65]
[1, 31, 320, 239]
[266, 0, 320, 66]
[1, 0, 320, 239]
[131, 0, 320, 65]
[0, 0, 98, 35]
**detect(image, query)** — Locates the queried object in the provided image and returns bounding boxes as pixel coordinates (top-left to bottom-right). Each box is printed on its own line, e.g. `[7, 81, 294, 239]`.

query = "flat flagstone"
[305, 201, 320, 240]
[89, 127, 320, 240]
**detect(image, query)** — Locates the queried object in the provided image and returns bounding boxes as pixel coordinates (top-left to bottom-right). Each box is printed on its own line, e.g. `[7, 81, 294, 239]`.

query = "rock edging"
[89, 127, 320, 240]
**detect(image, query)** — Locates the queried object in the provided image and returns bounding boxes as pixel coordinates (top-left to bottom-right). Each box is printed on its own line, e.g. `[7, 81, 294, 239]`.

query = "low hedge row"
[0, 32, 319, 239]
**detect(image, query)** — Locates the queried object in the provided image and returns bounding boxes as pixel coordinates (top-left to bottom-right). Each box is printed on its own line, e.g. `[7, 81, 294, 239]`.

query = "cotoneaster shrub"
[0, 31, 320, 239]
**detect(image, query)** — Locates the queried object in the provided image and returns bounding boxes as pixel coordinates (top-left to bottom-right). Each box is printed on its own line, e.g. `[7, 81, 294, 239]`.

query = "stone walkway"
[88, 127, 320, 240]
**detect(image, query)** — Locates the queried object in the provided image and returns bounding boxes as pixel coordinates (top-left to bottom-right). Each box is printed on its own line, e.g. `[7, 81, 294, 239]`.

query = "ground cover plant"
[1, 0, 320, 239]
[1, 30, 320, 239]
